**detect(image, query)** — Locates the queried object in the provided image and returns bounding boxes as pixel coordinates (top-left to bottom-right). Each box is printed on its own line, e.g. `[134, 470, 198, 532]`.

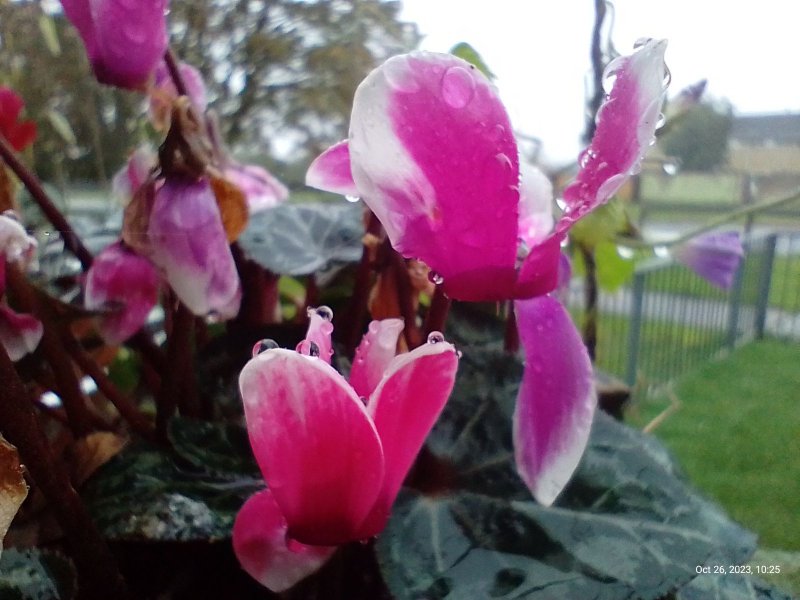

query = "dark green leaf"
[0, 548, 76, 600]
[238, 202, 362, 276]
[677, 573, 795, 600]
[81, 437, 263, 542]
[168, 417, 260, 479]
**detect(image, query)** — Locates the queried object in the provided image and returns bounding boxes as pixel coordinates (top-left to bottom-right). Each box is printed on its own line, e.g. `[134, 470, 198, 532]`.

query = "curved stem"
[423, 286, 451, 338]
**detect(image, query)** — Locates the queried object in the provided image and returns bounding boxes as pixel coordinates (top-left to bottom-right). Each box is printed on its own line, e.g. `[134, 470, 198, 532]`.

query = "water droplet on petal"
[252, 338, 280, 357]
[656, 113, 666, 129]
[427, 331, 445, 344]
[313, 305, 334, 321]
[296, 340, 321, 357]
[345, 195, 361, 203]
[441, 66, 475, 109]
[429, 271, 444, 285]
[634, 37, 653, 49]
[495, 153, 513, 171]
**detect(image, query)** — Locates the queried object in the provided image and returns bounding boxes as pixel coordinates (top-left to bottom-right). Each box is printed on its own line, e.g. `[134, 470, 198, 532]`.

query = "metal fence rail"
[569, 232, 800, 395]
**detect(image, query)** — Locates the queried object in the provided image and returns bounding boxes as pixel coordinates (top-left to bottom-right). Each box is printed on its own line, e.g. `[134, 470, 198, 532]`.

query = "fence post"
[625, 271, 645, 386]
[726, 243, 747, 350]
[754, 233, 778, 339]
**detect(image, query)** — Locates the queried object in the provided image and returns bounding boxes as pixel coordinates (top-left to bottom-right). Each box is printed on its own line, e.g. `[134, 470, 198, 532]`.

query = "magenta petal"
[84, 242, 160, 344]
[0, 305, 43, 361]
[233, 490, 335, 592]
[239, 349, 384, 545]
[224, 164, 290, 214]
[347, 52, 520, 301]
[349, 319, 404, 399]
[513, 233, 564, 299]
[513, 296, 596, 506]
[358, 337, 459, 537]
[305, 140, 359, 198]
[562, 39, 668, 225]
[301, 308, 334, 364]
[671, 231, 744, 290]
[59, 1, 98, 61]
[148, 178, 241, 318]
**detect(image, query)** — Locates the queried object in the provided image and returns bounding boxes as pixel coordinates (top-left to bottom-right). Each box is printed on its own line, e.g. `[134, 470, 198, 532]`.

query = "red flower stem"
[0, 344, 133, 600]
[155, 302, 197, 441]
[61, 332, 155, 437]
[164, 47, 190, 97]
[504, 302, 520, 354]
[0, 132, 167, 376]
[6, 265, 96, 437]
[423, 286, 451, 337]
[0, 135, 93, 270]
[391, 250, 422, 349]
[342, 211, 381, 354]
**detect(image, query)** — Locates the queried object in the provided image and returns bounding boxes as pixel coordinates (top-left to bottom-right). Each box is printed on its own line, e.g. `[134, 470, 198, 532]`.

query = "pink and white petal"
[561, 39, 668, 226]
[0, 305, 43, 361]
[152, 60, 208, 113]
[233, 489, 336, 592]
[349, 319, 403, 399]
[301, 308, 335, 364]
[90, 0, 169, 89]
[513, 296, 596, 506]
[224, 164, 290, 214]
[358, 337, 459, 537]
[148, 178, 241, 319]
[671, 231, 744, 290]
[84, 242, 160, 344]
[513, 233, 564, 299]
[112, 146, 157, 206]
[239, 349, 384, 546]
[0, 212, 37, 265]
[554, 252, 573, 306]
[305, 140, 359, 198]
[518, 164, 554, 248]
[348, 52, 520, 301]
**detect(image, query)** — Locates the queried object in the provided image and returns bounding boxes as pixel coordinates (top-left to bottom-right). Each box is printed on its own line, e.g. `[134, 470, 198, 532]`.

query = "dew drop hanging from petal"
[252, 339, 280, 357]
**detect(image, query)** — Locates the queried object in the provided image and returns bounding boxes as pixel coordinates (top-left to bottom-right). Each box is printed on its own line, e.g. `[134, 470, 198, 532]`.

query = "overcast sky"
[399, 0, 800, 165]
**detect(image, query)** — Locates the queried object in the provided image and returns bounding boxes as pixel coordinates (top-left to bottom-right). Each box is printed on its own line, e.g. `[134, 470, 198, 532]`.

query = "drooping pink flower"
[234, 312, 459, 590]
[671, 231, 744, 290]
[0, 212, 41, 361]
[0, 87, 37, 151]
[147, 177, 241, 318]
[84, 242, 160, 344]
[307, 42, 668, 303]
[307, 42, 668, 506]
[59, 0, 169, 90]
[111, 146, 157, 205]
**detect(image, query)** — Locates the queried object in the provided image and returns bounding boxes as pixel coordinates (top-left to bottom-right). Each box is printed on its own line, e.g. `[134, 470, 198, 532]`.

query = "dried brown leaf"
[0, 435, 29, 558]
[69, 432, 127, 488]
[210, 176, 249, 242]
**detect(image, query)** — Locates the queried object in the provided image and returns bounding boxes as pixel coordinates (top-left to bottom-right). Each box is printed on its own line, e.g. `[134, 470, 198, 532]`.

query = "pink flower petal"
[223, 164, 290, 214]
[671, 231, 744, 290]
[84, 242, 160, 344]
[0, 304, 43, 361]
[112, 146, 157, 206]
[561, 39, 668, 227]
[148, 177, 241, 318]
[513, 233, 564, 299]
[152, 60, 208, 114]
[349, 319, 404, 399]
[300, 307, 335, 364]
[233, 489, 335, 592]
[61, 0, 169, 90]
[239, 349, 384, 545]
[305, 140, 359, 198]
[513, 296, 596, 506]
[358, 336, 459, 537]
[0, 212, 37, 265]
[347, 52, 520, 301]
[518, 164, 554, 248]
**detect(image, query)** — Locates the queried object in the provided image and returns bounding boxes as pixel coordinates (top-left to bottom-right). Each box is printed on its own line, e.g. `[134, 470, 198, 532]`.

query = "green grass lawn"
[627, 340, 800, 592]
[627, 339, 800, 547]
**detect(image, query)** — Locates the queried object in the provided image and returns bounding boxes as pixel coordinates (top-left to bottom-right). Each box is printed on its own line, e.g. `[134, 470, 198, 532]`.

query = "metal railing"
[569, 232, 800, 395]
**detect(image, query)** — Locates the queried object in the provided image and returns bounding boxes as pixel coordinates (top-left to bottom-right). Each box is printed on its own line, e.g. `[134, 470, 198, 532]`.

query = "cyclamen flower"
[60, 0, 169, 90]
[307, 41, 668, 505]
[149, 61, 208, 130]
[0, 87, 37, 151]
[222, 163, 290, 215]
[84, 242, 160, 344]
[0, 212, 42, 361]
[671, 231, 744, 290]
[147, 177, 241, 318]
[234, 310, 459, 591]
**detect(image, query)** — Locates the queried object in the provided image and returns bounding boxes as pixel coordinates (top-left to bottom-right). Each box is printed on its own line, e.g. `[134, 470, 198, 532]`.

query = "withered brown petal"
[0, 435, 28, 558]
[210, 176, 249, 243]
